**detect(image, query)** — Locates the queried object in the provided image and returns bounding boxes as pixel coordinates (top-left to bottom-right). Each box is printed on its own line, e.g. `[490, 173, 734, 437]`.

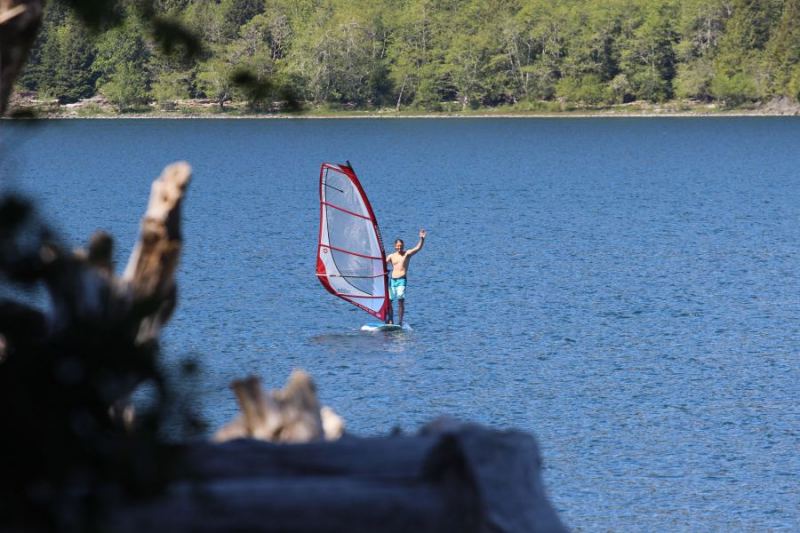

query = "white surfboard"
[361, 322, 415, 332]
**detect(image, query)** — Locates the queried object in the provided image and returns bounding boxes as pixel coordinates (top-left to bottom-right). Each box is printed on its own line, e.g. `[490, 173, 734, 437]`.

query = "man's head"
[394, 239, 404, 252]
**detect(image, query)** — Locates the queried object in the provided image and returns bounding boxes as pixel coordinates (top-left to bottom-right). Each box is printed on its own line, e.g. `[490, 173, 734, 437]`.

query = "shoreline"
[7, 96, 800, 120]
[6, 110, 800, 119]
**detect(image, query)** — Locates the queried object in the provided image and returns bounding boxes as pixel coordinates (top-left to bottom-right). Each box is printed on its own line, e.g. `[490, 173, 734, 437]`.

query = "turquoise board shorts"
[389, 276, 407, 301]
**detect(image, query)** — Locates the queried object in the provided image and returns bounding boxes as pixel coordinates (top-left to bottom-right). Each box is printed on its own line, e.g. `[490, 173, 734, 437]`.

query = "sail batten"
[321, 201, 373, 220]
[319, 243, 383, 260]
[317, 163, 389, 321]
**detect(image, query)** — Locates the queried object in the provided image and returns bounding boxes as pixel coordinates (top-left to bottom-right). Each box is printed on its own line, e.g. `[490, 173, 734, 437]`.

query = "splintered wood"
[214, 370, 345, 443]
[122, 162, 191, 343]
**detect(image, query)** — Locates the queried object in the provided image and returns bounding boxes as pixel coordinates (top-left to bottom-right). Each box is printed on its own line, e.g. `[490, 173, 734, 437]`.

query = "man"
[385, 229, 426, 325]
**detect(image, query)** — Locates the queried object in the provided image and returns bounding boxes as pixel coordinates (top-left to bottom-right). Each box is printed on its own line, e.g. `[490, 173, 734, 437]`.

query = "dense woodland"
[16, 0, 800, 112]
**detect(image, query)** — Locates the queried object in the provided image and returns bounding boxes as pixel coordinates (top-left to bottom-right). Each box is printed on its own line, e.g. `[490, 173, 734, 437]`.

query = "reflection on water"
[308, 328, 416, 355]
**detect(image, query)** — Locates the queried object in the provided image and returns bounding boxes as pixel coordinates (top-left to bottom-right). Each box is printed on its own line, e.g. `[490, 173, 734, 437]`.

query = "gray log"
[106, 425, 567, 533]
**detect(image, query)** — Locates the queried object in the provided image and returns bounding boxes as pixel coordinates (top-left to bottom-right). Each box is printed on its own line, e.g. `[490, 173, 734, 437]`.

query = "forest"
[15, 0, 800, 113]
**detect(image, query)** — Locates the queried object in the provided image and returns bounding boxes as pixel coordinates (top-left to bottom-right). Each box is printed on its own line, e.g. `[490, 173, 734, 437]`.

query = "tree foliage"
[16, 0, 800, 112]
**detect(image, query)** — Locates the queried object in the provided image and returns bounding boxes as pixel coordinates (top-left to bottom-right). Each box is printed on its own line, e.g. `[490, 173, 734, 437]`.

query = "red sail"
[317, 163, 389, 321]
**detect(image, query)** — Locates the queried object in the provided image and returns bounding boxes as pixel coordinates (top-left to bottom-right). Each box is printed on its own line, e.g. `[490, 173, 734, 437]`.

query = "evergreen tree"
[37, 13, 97, 102]
[673, 0, 730, 101]
[711, 0, 782, 104]
[93, 11, 152, 91]
[764, 0, 800, 99]
[619, 2, 679, 102]
[100, 62, 151, 110]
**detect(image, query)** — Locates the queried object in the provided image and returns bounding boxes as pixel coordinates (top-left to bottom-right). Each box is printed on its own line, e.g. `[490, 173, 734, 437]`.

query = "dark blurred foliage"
[0, 2, 215, 529]
[231, 69, 300, 112]
[0, 196, 204, 530]
[150, 17, 203, 61]
[62, 0, 120, 30]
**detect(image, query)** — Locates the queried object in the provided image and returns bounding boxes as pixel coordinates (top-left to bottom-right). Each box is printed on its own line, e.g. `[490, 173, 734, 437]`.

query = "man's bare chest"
[390, 253, 410, 266]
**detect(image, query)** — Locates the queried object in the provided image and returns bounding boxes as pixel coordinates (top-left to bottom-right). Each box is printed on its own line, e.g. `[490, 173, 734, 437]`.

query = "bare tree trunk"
[395, 75, 408, 111]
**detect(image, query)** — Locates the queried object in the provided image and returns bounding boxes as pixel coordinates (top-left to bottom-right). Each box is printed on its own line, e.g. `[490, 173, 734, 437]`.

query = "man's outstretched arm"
[407, 229, 426, 256]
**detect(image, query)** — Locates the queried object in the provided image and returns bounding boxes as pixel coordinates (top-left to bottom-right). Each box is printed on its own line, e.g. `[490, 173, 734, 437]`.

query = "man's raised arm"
[407, 229, 426, 256]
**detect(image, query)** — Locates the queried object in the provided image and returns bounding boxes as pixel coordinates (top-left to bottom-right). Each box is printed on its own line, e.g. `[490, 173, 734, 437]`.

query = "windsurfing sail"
[317, 162, 390, 321]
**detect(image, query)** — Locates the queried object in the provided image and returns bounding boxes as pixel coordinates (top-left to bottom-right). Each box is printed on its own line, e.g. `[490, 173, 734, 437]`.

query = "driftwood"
[0, 0, 42, 114]
[36, 162, 191, 347]
[214, 370, 344, 443]
[107, 423, 567, 533]
[122, 161, 191, 344]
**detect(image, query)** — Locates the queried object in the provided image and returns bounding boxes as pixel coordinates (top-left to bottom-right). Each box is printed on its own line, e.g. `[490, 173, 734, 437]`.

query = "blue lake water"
[2, 117, 799, 531]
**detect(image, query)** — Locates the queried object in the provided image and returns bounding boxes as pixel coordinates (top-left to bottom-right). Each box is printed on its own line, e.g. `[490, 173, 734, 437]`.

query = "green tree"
[36, 13, 97, 103]
[196, 52, 237, 109]
[556, 74, 610, 105]
[386, 0, 441, 110]
[674, 58, 714, 100]
[673, 0, 731, 101]
[516, 0, 569, 101]
[93, 12, 152, 98]
[99, 61, 151, 111]
[182, 0, 228, 46]
[151, 70, 192, 109]
[712, 0, 782, 103]
[764, 0, 800, 98]
[560, 0, 626, 84]
[619, 2, 679, 102]
[442, 0, 489, 110]
[286, 1, 390, 107]
[710, 71, 759, 106]
[788, 66, 800, 101]
[220, 0, 265, 40]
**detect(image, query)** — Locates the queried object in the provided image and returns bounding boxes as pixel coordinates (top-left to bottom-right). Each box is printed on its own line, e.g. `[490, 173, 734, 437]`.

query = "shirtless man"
[385, 229, 426, 325]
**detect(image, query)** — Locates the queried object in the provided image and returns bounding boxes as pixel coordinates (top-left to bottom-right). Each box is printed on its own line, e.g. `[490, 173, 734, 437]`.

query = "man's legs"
[387, 283, 395, 324]
[395, 279, 406, 325]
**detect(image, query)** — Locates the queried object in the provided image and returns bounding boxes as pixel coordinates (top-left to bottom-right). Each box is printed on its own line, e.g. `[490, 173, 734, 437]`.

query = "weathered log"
[0, 0, 42, 114]
[106, 424, 567, 533]
[122, 161, 191, 344]
[214, 370, 344, 443]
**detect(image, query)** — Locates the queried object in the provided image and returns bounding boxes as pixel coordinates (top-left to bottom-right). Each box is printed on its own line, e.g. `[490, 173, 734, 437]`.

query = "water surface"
[2, 118, 799, 531]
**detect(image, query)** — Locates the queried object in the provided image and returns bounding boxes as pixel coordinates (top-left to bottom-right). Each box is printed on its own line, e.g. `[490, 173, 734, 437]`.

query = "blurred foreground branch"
[0, 162, 192, 528]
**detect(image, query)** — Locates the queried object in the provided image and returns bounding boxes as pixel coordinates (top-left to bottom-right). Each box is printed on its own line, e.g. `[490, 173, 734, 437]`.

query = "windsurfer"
[385, 229, 426, 325]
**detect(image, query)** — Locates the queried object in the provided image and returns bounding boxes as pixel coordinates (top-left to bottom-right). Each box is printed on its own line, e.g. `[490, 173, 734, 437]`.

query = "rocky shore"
[8, 93, 800, 119]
